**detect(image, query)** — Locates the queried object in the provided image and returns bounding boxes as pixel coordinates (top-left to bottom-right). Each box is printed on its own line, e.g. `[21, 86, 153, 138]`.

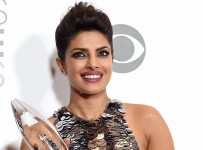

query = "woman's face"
[59, 31, 113, 95]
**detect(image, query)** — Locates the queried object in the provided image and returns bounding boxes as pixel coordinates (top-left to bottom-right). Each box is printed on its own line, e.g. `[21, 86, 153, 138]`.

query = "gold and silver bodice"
[54, 99, 139, 150]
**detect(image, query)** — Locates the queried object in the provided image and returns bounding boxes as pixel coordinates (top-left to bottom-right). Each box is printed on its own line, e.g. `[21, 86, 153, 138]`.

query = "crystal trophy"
[11, 99, 69, 150]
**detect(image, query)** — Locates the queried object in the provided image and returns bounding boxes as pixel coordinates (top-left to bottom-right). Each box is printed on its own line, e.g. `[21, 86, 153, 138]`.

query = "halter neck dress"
[53, 99, 139, 150]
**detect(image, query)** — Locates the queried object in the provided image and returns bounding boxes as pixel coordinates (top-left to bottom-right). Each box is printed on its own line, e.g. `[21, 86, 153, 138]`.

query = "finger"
[63, 138, 70, 146]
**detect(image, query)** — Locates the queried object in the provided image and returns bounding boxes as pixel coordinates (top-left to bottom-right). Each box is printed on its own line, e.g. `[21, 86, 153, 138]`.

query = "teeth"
[82, 75, 101, 79]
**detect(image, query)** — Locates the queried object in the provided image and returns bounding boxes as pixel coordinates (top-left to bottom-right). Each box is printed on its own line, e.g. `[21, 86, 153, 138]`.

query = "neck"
[67, 89, 110, 120]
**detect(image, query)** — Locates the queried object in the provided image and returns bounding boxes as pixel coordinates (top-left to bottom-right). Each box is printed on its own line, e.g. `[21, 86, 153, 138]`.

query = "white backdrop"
[1, 0, 203, 149]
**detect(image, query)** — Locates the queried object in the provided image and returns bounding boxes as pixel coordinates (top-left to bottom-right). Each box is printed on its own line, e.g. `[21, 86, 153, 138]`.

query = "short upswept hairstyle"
[55, 2, 113, 61]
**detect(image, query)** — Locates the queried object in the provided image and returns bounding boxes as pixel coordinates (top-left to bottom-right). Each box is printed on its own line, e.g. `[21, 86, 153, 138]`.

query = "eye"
[98, 50, 110, 57]
[72, 52, 86, 58]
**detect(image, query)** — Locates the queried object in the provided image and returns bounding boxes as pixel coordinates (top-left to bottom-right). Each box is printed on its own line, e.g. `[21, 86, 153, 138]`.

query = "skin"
[20, 30, 174, 150]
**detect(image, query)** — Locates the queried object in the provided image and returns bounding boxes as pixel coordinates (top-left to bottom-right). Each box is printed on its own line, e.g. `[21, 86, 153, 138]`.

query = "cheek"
[102, 60, 112, 72]
[67, 61, 86, 78]
[105, 59, 113, 67]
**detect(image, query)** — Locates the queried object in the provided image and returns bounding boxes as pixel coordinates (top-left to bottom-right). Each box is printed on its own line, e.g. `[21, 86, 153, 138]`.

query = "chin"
[79, 88, 106, 96]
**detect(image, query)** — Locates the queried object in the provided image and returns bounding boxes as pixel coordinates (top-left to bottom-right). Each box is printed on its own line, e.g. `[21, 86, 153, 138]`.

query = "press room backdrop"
[0, 0, 203, 149]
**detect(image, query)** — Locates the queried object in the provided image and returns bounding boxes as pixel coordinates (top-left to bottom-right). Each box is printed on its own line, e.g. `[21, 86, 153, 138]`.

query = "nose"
[86, 56, 99, 70]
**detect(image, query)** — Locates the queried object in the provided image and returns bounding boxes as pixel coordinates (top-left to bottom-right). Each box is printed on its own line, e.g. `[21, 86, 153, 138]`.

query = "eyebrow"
[71, 46, 110, 52]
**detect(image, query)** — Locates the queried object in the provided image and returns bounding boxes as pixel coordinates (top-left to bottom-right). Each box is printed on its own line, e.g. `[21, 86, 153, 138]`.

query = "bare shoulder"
[123, 103, 157, 114]
[123, 103, 163, 122]
[122, 103, 164, 138]
[123, 103, 175, 150]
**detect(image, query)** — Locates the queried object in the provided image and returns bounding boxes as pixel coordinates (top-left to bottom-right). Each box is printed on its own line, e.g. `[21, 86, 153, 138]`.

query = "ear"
[56, 58, 67, 75]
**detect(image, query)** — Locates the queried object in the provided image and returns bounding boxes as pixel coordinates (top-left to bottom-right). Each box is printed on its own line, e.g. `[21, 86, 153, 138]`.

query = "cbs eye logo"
[113, 24, 146, 73]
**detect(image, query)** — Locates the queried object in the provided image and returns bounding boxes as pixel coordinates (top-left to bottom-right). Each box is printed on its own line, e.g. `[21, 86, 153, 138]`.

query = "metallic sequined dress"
[53, 99, 139, 150]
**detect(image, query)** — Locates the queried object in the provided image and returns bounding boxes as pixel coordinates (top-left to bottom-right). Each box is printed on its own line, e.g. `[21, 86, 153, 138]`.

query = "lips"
[81, 71, 103, 83]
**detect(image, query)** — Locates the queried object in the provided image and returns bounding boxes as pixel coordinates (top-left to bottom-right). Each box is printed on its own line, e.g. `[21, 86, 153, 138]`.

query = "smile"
[82, 75, 102, 79]
[81, 71, 103, 83]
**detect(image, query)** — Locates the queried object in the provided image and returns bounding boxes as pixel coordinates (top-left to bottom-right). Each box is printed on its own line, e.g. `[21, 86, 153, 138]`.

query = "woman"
[21, 1, 174, 150]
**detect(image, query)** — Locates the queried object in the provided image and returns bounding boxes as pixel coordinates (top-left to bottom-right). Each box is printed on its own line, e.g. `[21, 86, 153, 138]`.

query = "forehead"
[68, 31, 110, 49]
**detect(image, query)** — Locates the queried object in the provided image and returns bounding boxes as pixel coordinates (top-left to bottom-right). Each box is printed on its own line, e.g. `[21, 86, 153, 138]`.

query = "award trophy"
[11, 99, 69, 150]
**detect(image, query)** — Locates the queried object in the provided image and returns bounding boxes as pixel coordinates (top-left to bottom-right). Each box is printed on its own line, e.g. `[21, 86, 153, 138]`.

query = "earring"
[61, 69, 67, 76]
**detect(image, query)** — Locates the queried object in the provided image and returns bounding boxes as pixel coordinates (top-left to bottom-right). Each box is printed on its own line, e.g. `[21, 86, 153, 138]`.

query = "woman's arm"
[145, 106, 175, 150]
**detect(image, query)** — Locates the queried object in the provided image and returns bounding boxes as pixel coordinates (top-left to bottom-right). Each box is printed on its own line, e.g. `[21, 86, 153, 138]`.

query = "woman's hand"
[20, 118, 69, 150]
[63, 138, 70, 148]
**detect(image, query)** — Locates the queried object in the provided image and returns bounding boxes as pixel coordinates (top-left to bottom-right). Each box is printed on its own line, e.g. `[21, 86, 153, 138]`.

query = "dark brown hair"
[55, 2, 113, 61]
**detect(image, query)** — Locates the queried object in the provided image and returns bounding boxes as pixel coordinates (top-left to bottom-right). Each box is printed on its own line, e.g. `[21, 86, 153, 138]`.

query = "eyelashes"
[71, 50, 110, 59]
[98, 50, 110, 57]
[71, 52, 86, 58]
